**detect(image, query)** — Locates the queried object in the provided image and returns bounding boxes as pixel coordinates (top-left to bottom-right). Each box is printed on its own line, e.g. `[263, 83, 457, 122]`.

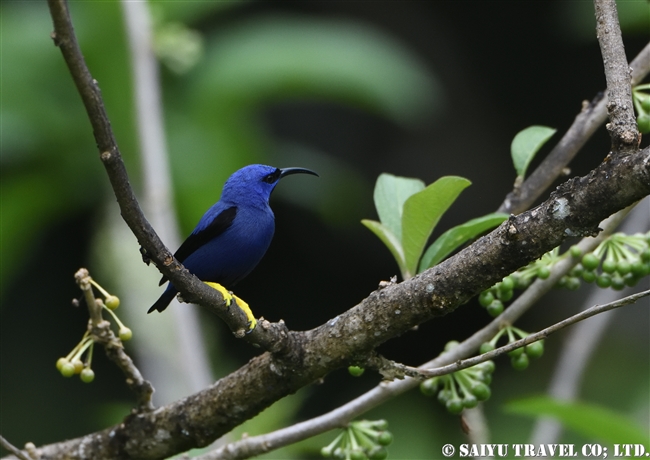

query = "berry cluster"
[321, 420, 393, 460]
[573, 232, 650, 290]
[633, 83, 650, 134]
[480, 326, 544, 371]
[479, 231, 650, 317]
[56, 278, 131, 383]
[420, 341, 494, 414]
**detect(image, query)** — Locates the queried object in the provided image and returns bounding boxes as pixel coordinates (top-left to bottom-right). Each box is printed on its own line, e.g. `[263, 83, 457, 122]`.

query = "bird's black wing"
[158, 206, 237, 286]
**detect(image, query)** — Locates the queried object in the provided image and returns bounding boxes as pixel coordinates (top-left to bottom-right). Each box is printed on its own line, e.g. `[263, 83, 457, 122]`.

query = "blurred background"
[1, 1, 648, 458]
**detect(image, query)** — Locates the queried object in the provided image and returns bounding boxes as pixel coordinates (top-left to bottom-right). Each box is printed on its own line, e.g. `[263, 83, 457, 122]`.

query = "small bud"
[119, 327, 133, 341]
[80, 368, 95, 383]
[105, 295, 120, 310]
[72, 359, 84, 374]
[60, 361, 75, 377]
[56, 357, 67, 371]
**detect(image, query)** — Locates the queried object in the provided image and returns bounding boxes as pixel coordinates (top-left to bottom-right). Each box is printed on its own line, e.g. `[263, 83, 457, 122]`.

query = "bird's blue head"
[221, 164, 318, 206]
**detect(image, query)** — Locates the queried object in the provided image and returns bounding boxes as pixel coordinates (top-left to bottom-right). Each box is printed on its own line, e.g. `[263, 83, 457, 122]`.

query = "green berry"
[641, 249, 650, 263]
[500, 276, 515, 292]
[80, 368, 95, 383]
[602, 258, 617, 274]
[349, 449, 366, 460]
[368, 447, 388, 460]
[617, 259, 631, 275]
[478, 290, 494, 307]
[496, 288, 513, 302]
[377, 431, 393, 446]
[462, 394, 478, 409]
[596, 273, 612, 288]
[631, 260, 646, 277]
[570, 245, 582, 258]
[570, 264, 584, 278]
[348, 366, 364, 377]
[72, 359, 84, 374]
[611, 274, 625, 290]
[105, 295, 120, 310]
[623, 273, 638, 287]
[477, 360, 495, 374]
[537, 266, 551, 280]
[582, 270, 597, 283]
[438, 389, 452, 404]
[446, 398, 464, 414]
[479, 342, 495, 354]
[420, 378, 439, 396]
[637, 114, 650, 134]
[56, 357, 67, 371]
[525, 340, 544, 359]
[486, 300, 504, 317]
[511, 353, 529, 370]
[582, 253, 600, 271]
[60, 362, 75, 378]
[564, 276, 581, 290]
[119, 327, 133, 341]
[321, 446, 333, 458]
[470, 382, 491, 401]
[508, 346, 525, 358]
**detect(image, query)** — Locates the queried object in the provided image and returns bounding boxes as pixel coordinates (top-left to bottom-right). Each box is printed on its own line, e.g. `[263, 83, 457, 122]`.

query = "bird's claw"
[233, 294, 257, 331]
[203, 282, 256, 331]
[203, 281, 233, 306]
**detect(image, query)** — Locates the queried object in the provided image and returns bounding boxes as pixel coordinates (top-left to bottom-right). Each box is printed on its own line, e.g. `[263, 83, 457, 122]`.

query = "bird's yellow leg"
[232, 295, 257, 331]
[203, 282, 256, 331]
[204, 282, 233, 306]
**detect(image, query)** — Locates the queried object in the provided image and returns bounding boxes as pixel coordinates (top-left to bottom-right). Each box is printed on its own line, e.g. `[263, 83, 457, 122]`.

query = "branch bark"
[16, 1, 650, 459]
[594, 0, 641, 153]
[499, 42, 650, 214]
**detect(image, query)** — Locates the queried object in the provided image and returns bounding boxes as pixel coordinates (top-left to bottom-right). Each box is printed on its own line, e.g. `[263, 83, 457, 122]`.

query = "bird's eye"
[262, 169, 281, 184]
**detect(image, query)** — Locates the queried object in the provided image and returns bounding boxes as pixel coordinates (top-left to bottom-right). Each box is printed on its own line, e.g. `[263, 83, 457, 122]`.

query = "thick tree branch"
[594, 0, 641, 153]
[20, 1, 650, 459]
[499, 42, 650, 214]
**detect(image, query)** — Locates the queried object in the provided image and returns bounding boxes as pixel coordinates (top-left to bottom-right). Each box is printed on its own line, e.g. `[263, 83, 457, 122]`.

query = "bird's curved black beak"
[279, 167, 319, 178]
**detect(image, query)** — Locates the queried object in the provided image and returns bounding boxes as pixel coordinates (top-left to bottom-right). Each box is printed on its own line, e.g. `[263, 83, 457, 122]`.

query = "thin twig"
[0, 436, 30, 460]
[594, 0, 641, 153]
[499, 42, 650, 214]
[412, 289, 649, 379]
[74, 268, 155, 410]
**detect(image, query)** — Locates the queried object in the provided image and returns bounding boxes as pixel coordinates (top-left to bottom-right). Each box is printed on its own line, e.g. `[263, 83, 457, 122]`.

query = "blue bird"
[148, 164, 318, 316]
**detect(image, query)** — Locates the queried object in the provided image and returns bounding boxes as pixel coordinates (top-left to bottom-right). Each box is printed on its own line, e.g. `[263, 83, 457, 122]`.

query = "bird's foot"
[203, 282, 233, 306]
[203, 282, 257, 331]
[232, 294, 257, 332]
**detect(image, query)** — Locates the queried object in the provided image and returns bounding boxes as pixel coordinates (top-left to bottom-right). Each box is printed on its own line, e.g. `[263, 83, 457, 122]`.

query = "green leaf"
[374, 174, 425, 241]
[511, 126, 556, 178]
[361, 220, 407, 278]
[401, 176, 471, 278]
[419, 213, 509, 272]
[193, 16, 442, 124]
[504, 396, 650, 446]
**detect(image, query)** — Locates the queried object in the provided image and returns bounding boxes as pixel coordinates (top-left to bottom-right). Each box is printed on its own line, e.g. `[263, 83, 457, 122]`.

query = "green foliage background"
[1, 1, 648, 458]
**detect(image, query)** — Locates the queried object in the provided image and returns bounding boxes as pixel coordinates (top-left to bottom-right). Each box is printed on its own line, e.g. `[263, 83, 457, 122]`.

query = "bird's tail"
[148, 288, 176, 313]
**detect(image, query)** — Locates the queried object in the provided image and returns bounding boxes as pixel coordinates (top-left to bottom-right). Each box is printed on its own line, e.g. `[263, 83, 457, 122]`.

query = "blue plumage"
[148, 164, 318, 313]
